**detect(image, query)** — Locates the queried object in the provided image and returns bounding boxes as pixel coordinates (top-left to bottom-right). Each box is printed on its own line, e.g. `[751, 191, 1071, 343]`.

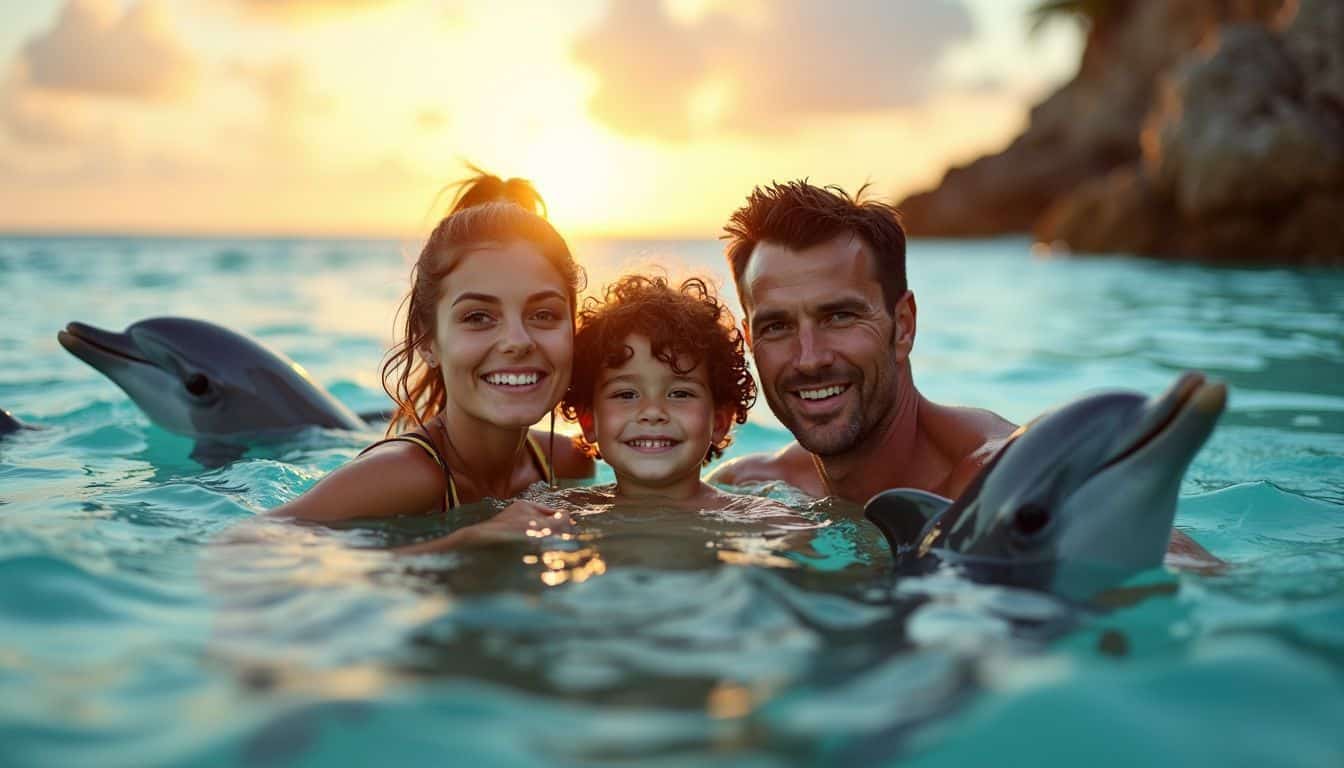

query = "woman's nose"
[497, 320, 536, 355]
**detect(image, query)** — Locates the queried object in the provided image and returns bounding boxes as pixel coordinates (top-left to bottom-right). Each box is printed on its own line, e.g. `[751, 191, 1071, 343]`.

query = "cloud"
[0, 68, 96, 146]
[574, 0, 974, 139]
[228, 0, 401, 22]
[19, 0, 198, 102]
[224, 59, 334, 160]
[417, 108, 448, 132]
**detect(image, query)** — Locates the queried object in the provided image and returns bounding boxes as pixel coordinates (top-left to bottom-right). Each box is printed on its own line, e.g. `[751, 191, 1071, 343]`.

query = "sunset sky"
[0, 0, 1081, 238]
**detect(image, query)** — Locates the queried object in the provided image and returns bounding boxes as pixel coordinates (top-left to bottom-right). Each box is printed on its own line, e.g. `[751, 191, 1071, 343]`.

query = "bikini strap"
[358, 433, 460, 510]
[526, 433, 555, 487]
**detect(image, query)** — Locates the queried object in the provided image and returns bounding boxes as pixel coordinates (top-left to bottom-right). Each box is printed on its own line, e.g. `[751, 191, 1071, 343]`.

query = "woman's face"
[425, 240, 573, 430]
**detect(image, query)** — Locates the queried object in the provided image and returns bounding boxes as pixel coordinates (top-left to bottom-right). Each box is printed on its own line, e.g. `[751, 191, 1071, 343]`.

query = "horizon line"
[0, 224, 727, 242]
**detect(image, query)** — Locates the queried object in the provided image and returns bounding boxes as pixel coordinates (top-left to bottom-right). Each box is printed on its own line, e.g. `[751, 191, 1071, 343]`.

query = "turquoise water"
[1, 234, 1342, 766]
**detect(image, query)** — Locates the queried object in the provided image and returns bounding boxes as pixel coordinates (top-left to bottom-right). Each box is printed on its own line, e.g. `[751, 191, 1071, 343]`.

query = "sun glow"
[517, 119, 625, 237]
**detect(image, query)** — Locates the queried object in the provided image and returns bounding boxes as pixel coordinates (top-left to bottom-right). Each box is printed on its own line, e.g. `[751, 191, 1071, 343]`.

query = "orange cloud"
[229, 0, 402, 22]
[19, 0, 198, 102]
[574, 0, 974, 139]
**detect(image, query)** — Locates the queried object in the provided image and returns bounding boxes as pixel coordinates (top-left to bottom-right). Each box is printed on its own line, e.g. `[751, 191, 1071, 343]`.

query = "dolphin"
[1, 408, 29, 435]
[864, 372, 1226, 600]
[59, 317, 369, 463]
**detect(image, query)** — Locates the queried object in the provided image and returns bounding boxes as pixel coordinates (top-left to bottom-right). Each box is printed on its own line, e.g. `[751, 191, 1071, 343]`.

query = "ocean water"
[1, 234, 1341, 767]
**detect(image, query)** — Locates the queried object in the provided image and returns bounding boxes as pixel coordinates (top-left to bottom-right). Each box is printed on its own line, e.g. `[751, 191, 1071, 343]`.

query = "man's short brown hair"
[723, 180, 908, 310]
[560, 275, 756, 463]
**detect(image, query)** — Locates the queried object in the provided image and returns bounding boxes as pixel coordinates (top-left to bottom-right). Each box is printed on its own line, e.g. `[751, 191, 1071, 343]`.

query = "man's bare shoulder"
[925, 402, 1019, 498]
[707, 441, 823, 495]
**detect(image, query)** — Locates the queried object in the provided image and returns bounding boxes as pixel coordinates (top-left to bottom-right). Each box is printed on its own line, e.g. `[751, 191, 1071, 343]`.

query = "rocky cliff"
[897, 0, 1342, 264]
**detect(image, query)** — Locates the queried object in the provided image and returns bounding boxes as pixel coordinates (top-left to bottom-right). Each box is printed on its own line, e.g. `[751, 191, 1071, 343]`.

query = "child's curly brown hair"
[560, 274, 756, 463]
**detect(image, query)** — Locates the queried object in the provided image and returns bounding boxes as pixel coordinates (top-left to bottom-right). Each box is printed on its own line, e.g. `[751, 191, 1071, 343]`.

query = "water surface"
[1, 235, 1341, 766]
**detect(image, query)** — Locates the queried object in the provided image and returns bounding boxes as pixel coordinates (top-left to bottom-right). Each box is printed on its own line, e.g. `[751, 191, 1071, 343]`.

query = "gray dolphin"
[1, 408, 29, 435]
[864, 372, 1226, 600]
[59, 317, 367, 462]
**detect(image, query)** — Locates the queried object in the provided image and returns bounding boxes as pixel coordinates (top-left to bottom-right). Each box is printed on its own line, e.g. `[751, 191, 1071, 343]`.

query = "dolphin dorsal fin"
[864, 488, 952, 562]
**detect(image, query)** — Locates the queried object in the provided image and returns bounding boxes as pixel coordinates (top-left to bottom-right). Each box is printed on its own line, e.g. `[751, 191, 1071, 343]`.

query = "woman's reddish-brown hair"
[382, 169, 582, 434]
[560, 274, 756, 463]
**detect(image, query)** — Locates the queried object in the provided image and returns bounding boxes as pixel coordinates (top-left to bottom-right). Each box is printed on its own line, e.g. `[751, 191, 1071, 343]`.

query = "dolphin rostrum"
[59, 317, 368, 462]
[864, 372, 1226, 600]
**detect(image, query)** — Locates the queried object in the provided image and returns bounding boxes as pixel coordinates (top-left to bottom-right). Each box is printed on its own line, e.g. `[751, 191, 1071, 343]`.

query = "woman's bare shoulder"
[267, 441, 444, 522]
[531, 428, 596, 479]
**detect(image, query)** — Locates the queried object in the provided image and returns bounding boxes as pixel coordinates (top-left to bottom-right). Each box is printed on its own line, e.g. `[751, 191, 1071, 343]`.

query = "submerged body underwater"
[2, 235, 1342, 766]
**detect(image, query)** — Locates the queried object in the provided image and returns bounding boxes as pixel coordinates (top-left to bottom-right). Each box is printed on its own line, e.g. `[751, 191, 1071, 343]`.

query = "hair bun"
[448, 165, 547, 217]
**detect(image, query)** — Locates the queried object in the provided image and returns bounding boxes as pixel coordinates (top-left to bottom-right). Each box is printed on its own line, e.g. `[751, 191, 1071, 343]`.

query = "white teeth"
[798, 385, 847, 401]
[628, 439, 675, 449]
[486, 372, 539, 386]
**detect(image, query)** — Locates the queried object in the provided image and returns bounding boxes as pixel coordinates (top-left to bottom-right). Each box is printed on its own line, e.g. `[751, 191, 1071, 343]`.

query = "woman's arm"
[394, 500, 575, 554]
[267, 442, 444, 523]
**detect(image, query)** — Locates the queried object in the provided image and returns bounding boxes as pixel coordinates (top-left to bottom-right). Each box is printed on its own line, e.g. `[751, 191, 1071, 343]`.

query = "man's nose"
[794, 324, 834, 373]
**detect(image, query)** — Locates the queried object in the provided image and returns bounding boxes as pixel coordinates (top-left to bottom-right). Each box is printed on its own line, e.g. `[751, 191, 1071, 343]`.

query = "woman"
[270, 172, 592, 543]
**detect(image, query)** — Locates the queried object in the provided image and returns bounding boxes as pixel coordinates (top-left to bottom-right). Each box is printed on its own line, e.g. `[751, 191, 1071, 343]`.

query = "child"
[559, 274, 773, 511]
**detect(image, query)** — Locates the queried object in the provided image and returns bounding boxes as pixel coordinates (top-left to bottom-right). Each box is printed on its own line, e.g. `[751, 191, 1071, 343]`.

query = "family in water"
[270, 170, 1216, 564]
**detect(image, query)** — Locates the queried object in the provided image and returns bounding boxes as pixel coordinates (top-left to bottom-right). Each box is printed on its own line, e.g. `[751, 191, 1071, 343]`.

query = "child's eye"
[609, 390, 638, 400]
[668, 389, 698, 399]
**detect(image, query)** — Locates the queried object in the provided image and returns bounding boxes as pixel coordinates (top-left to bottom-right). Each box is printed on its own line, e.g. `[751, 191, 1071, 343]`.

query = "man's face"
[740, 234, 912, 457]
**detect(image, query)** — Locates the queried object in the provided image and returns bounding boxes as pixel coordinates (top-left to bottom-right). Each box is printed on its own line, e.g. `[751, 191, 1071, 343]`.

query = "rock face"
[1040, 0, 1344, 263]
[898, 0, 1344, 264]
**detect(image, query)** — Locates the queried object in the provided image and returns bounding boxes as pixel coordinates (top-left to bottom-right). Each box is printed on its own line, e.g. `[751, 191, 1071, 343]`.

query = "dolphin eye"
[184, 373, 211, 396]
[1013, 504, 1051, 537]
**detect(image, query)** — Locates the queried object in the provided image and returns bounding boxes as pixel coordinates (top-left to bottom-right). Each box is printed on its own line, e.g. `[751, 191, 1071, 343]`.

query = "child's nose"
[637, 402, 669, 423]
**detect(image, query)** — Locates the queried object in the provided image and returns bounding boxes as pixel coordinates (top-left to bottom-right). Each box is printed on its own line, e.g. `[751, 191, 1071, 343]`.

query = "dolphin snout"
[1191, 379, 1227, 414]
[58, 322, 150, 367]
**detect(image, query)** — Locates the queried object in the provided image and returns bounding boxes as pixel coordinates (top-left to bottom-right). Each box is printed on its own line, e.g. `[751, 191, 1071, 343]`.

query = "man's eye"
[759, 321, 789, 337]
[827, 311, 856, 324]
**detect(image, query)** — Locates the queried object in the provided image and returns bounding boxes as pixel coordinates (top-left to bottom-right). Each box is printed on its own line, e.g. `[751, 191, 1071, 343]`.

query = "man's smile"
[795, 384, 850, 401]
[787, 381, 854, 418]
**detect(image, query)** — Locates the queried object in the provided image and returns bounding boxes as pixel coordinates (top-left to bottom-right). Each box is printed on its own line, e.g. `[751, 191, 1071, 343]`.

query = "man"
[708, 180, 1213, 561]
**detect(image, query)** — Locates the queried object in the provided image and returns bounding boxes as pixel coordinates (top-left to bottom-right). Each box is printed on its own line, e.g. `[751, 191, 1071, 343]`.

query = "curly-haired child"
[559, 274, 764, 508]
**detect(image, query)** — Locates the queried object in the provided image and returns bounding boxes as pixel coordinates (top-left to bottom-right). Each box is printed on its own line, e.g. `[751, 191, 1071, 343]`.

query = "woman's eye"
[532, 309, 560, 323]
[461, 311, 494, 325]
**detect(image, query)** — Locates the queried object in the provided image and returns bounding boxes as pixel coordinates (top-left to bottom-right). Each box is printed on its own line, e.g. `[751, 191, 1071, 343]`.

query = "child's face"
[585, 334, 730, 493]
